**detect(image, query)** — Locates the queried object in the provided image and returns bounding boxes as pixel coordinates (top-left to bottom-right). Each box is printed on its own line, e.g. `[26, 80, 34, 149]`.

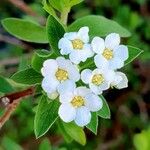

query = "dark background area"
[0, 0, 150, 149]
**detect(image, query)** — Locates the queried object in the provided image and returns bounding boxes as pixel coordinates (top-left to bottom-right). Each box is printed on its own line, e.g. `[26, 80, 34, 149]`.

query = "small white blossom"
[111, 71, 128, 89]
[58, 81, 103, 127]
[81, 68, 115, 95]
[41, 57, 80, 98]
[58, 26, 94, 64]
[92, 33, 128, 70]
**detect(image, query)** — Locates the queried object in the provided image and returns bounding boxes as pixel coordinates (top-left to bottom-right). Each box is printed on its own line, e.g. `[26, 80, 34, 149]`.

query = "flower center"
[92, 74, 104, 85]
[55, 68, 68, 81]
[102, 48, 113, 60]
[71, 96, 84, 107]
[72, 39, 84, 50]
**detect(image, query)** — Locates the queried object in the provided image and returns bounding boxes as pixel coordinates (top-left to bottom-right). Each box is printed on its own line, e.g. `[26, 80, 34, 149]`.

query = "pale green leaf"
[68, 15, 131, 37]
[86, 112, 98, 135]
[2, 18, 48, 43]
[97, 95, 111, 119]
[11, 68, 42, 85]
[46, 15, 65, 55]
[69, 0, 84, 7]
[34, 95, 59, 138]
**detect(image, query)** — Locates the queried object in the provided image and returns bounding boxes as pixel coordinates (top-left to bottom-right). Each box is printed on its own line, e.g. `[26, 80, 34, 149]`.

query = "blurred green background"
[0, 0, 150, 149]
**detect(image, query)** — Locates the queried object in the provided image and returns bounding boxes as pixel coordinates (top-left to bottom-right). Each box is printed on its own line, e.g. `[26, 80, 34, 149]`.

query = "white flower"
[58, 81, 103, 127]
[58, 26, 94, 64]
[111, 71, 128, 89]
[41, 57, 80, 98]
[81, 68, 115, 95]
[92, 33, 128, 70]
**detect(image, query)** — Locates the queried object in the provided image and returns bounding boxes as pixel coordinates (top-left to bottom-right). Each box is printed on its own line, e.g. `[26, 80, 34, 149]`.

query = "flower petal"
[91, 37, 105, 54]
[41, 59, 58, 76]
[74, 106, 91, 127]
[41, 77, 59, 93]
[114, 45, 128, 61]
[94, 54, 108, 69]
[108, 58, 124, 70]
[64, 32, 77, 40]
[59, 92, 74, 103]
[99, 82, 110, 91]
[89, 83, 102, 95]
[57, 80, 76, 94]
[75, 87, 91, 97]
[69, 51, 81, 64]
[67, 65, 80, 82]
[47, 91, 59, 100]
[85, 93, 103, 112]
[59, 104, 76, 122]
[105, 33, 120, 50]
[115, 72, 128, 89]
[83, 44, 94, 58]
[77, 26, 89, 43]
[81, 69, 92, 84]
[58, 38, 73, 55]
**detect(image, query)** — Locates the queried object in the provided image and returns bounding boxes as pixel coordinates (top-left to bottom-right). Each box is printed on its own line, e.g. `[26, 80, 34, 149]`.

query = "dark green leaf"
[0, 76, 14, 93]
[46, 15, 65, 55]
[11, 68, 42, 85]
[97, 95, 111, 119]
[34, 95, 60, 138]
[68, 15, 131, 37]
[31, 49, 55, 73]
[59, 121, 86, 145]
[125, 45, 143, 65]
[86, 112, 98, 135]
[2, 18, 48, 43]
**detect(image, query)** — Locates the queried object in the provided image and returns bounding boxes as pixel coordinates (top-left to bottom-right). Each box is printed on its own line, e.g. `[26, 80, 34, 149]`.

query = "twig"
[0, 34, 33, 51]
[0, 87, 35, 129]
[7, 0, 37, 16]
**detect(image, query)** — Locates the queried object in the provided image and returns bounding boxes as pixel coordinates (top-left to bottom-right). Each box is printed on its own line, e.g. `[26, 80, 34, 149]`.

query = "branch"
[0, 87, 35, 129]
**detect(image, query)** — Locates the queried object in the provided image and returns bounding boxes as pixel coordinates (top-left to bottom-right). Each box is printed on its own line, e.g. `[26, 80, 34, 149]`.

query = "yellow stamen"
[55, 68, 68, 81]
[71, 96, 84, 107]
[102, 48, 113, 60]
[92, 74, 104, 85]
[72, 39, 84, 50]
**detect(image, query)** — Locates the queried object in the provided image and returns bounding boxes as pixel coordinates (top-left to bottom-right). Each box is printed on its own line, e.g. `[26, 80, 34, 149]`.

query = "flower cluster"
[41, 26, 129, 127]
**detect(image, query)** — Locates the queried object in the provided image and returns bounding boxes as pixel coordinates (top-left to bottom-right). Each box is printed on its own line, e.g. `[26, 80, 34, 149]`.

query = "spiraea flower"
[92, 33, 128, 70]
[111, 71, 128, 89]
[58, 26, 94, 64]
[58, 81, 103, 127]
[81, 68, 115, 94]
[41, 57, 80, 99]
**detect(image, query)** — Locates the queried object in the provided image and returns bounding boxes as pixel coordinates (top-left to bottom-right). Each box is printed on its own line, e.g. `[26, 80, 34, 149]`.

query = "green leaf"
[0, 76, 14, 93]
[69, 0, 84, 7]
[39, 138, 52, 150]
[1, 18, 48, 43]
[133, 128, 150, 150]
[46, 15, 65, 55]
[1, 137, 23, 150]
[86, 112, 98, 135]
[42, 0, 57, 18]
[11, 68, 42, 85]
[57, 120, 73, 143]
[125, 45, 143, 65]
[31, 49, 55, 73]
[59, 121, 86, 145]
[68, 15, 131, 37]
[34, 95, 60, 138]
[97, 95, 111, 119]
